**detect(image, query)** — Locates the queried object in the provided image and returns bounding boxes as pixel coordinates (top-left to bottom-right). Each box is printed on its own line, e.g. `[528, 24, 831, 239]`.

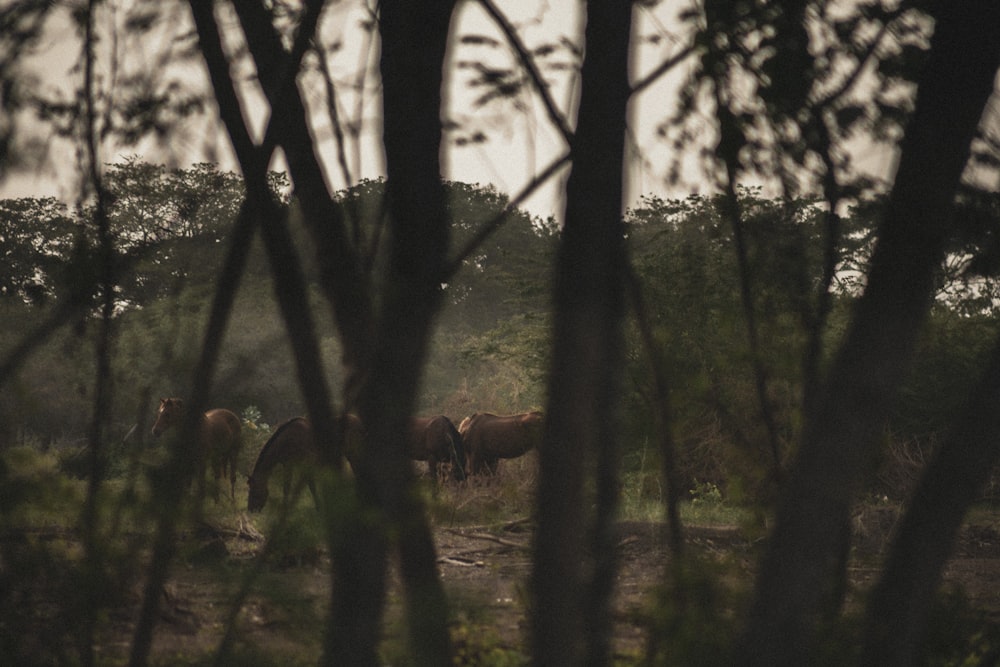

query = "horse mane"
[252, 416, 307, 475]
[458, 414, 477, 432]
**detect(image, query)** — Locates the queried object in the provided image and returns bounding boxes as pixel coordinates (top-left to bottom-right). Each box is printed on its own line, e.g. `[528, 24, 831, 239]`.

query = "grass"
[620, 468, 749, 527]
[11, 436, 1000, 665]
[428, 454, 538, 527]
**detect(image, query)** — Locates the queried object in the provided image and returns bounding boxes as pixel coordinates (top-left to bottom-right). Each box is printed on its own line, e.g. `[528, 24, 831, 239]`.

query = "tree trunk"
[737, 3, 1000, 665]
[531, 3, 632, 666]
[323, 2, 458, 665]
[130, 5, 278, 663]
[188, 2, 458, 663]
[861, 332, 1000, 666]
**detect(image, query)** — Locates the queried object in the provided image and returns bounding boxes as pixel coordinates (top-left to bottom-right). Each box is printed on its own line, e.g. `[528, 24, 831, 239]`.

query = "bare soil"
[84, 506, 1000, 665]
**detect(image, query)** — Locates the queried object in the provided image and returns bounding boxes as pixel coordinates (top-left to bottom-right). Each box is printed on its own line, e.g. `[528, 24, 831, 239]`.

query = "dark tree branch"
[477, 0, 574, 146]
[129, 195, 257, 667]
[130, 4, 327, 664]
[862, 328, 1000, 666]
[323, 3, 462, 665]
[630, 43, 697, 97]
[624, 263, 684, 558]
[79, 1, 117, 663]
[231, 0, 373, 393]
[713, 95, 784, 477]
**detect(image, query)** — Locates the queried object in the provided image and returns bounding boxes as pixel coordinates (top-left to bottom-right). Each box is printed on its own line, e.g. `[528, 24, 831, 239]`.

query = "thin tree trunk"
[226, 3, 458, 663]
[78, 1, 118, 663]
[532, 3, 632, 666]
[625, 265, 684, 559]
[224, 1, 347, 468]
[129, 196, 256, 667]
[131, 5, 323, 663]
[737, 3, 1000, 665]
[232, 0, 373, 387]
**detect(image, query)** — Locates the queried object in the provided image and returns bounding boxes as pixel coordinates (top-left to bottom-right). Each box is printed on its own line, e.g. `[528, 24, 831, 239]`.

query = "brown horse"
[459, 411, 544, 475]
[247, 414, 363, 512]
[151, 397, 242, 501]
[405, 416, 466, 482]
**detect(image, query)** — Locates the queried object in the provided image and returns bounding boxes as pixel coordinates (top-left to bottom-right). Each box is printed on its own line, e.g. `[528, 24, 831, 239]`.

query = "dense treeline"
[0, 170, 547, 436]
[4, 163, 999, 503]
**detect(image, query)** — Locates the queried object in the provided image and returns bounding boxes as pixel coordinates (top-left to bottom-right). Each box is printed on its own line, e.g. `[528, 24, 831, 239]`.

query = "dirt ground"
[86, 505, 1000, 665]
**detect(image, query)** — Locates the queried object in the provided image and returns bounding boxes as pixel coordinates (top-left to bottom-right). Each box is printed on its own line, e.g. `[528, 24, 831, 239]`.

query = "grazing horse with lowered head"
[459, 411, 544, 476]
[405, 416, 467, 482]
[247, 414, 363, 512]
[151, 397, 242, 501]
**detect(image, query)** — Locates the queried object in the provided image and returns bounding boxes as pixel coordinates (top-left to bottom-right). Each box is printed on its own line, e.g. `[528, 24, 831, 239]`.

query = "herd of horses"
[150, 398, 544, 512]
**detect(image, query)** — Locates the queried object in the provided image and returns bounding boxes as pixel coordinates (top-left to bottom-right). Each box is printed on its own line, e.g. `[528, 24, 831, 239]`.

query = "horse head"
[151, 397, 184, 437]
[247, 473, 268, 512]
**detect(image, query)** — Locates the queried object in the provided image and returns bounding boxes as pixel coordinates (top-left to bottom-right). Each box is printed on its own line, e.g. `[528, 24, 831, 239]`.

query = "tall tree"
[327, 2, 458, 665]
[738, 2, 1000, 664]
[187, 1, 459, 664]
[531, 2, 631, 666]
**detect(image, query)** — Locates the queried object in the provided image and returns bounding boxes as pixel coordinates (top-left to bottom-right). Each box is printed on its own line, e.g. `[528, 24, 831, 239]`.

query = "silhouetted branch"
[478, 0, 575, 146]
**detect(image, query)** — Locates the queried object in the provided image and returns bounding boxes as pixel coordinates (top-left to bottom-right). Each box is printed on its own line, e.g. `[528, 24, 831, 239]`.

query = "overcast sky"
[0, 0, 899, 221]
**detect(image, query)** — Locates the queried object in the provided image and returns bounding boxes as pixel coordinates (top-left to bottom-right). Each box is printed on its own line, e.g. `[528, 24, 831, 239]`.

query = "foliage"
[449, 621, 529, 667]
[644, 557, 742, 667]
[920, 587, 1000, 667]
[0, 196, 78, 303]
[0, 446, 154, 664]
[890, 309, 1000, 441]
[623, 189, 836, 500]
[0, 169, 560, 446]
[104, 157, 246, 244]
[5, 171, 999, 509]
[674, 1, 935, 200]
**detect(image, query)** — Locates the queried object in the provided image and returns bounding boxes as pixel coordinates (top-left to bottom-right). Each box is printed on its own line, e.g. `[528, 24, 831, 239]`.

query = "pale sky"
[0, 0, 899, 221]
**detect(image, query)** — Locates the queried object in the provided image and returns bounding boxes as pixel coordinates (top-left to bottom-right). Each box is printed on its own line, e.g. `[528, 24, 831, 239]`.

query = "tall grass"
[619, 467, 747, 526]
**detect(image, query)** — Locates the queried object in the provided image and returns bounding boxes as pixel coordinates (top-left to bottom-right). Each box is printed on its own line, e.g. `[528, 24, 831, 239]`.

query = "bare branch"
[477, 0, 574, 146]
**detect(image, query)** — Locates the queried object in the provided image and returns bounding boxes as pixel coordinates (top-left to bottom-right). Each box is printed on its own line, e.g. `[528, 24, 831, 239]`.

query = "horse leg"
[228, 451, 237, 501]
[195, 461, 208, 502]
[211, 460, 224, 502]
[448, 441, 466, 482]
[282, 469, 292, 505]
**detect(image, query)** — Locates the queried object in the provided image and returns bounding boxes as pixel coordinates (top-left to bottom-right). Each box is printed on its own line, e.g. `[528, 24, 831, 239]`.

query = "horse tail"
[443, 417, 467, 481]
[226, 410, 243, 465]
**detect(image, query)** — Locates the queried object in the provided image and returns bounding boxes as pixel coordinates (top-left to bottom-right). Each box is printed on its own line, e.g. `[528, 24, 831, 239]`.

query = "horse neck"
[251, 438, 281, 481]
[253, 419, 303, 480]
[163, 407, 208, 433]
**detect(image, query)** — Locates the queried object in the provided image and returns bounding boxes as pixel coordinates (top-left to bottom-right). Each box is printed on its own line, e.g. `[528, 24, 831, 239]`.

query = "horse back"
[425, 415, 463, 453]
[404, 417, 434, 460]
[204, 409, 242, 449]
[253, 417, 314, 475]
[466, 412, 542, 458]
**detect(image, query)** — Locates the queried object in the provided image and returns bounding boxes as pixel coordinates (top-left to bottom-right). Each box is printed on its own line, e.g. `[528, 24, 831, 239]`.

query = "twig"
[444, 528, 530, 550]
